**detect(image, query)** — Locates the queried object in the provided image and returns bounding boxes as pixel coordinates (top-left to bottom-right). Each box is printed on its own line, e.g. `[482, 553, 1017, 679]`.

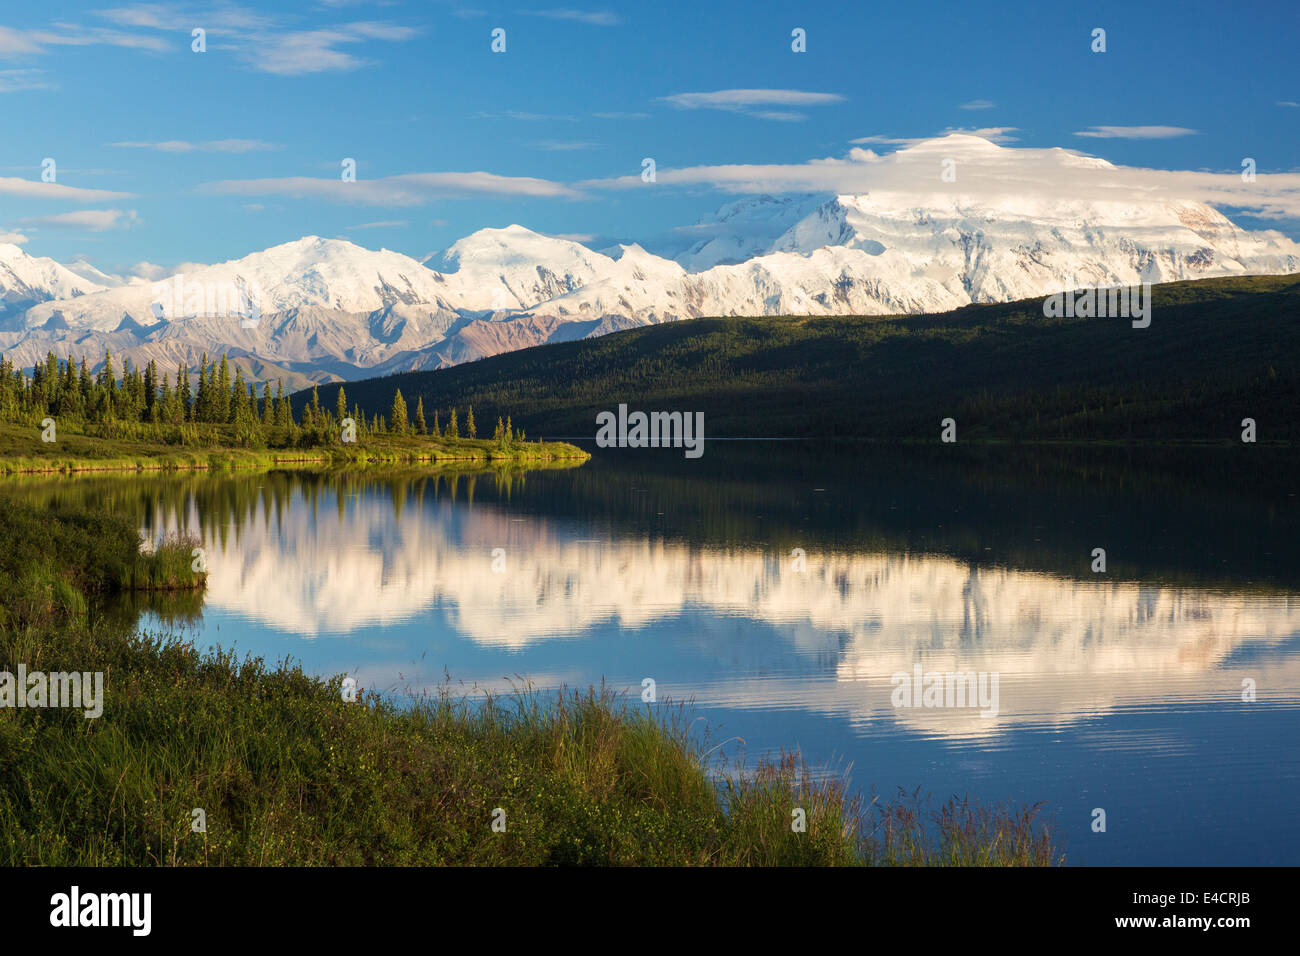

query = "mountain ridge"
[293, 272, 1300, 443]
[4, 135, 1298, 385]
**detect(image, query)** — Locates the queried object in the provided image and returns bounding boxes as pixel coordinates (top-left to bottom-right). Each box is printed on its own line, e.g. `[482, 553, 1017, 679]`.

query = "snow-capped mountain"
[19, 236, 464, 332]
[429, 225, 616, 311]
[3, 134, 1298, 384]
[0, 242, 109, 321]
[674, 194, 826, 271]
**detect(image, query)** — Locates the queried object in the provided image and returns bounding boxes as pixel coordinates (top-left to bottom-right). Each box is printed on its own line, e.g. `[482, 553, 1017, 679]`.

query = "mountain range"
[3, 134, 1298, 387]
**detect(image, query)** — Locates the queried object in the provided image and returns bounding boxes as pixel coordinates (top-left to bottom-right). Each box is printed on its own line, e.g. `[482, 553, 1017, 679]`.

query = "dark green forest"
[293, 273, 1300, 443]
[0, 348, 514, 450]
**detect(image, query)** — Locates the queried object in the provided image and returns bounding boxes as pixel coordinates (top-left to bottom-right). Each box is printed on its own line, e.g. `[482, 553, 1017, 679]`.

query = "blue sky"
[1, 0, 1297, 276]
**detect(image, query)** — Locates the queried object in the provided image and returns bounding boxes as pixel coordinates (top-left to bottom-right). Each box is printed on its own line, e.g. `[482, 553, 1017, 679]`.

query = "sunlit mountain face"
[14, 443, 1299, 864]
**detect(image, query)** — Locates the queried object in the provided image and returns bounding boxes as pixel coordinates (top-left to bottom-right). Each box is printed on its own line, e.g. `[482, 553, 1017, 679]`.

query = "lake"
[12, 441, 1300, 865]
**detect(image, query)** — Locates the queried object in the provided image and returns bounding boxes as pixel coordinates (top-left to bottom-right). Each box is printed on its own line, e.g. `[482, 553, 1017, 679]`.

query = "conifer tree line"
[0, 348, 527, 448]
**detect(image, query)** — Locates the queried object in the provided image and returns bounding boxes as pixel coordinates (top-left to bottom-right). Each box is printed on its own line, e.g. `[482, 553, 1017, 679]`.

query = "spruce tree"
[195, 355, 209, 421]
[414, 396, 427, 435]
[144, 359, 158, 417]
[274, 380, 292, 429]
[217, 355, 231, 422]
[390, 389, 408, 435]
[231, 368, 249, 423]
[179, 364, 193, 421]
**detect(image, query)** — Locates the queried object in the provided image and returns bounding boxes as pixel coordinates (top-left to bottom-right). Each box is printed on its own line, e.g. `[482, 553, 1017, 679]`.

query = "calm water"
[15, 443, 1300, 865]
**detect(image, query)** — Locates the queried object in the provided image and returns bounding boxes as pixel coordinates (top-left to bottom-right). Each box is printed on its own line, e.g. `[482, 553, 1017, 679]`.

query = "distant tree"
[308, 385, 323, 428]
[336, 385, 348, 426]
[217, 355, 231, 422]
[414, 396, 427, 435]
[466, 405, 476, 439]
[446, 408, 459, 439]
[431, 410, 441, 438]
[177, 362, 191, 420]
[231, 368, 250, 422]
[274, 380, 292, 429]
[144, 359, 158, 418]
[98, 348, 117, 397]
[390, 389, 409, 434]
[195, 354, 210, 421]
[155, 373, 171, 424]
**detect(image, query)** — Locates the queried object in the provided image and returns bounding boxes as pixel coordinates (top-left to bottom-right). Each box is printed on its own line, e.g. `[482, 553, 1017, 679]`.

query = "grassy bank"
[0, 498, 1061, 866]
[0, 421, 589, 475]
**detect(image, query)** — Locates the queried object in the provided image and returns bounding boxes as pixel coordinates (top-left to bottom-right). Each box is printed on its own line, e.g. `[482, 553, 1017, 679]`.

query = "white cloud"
[950, 126, 1018, 143]
[522, 9, 621, 26]
[249, 24, 417, 75]
[851, 135, 922, 146]
[1278, 101, 1300, 108]
[0, 69, 55, 92]
[0, 23, 170, 55]
[110, 139, 280, 153]
[852, 127, 1017, 148]
[476, 110, 579, 122]
[583, 133, 1300, 219]
[86, 6, 415, 75]
[1073, 125, 1199, 139]
[661, 89, 846, 113]
[127, 259, 210, 281]
[959, 99, 995, 110]
[748, 110, 808, 122]
[201, 170, 583, 203]
[532, 140, 601, 151]
[0, 178, 132, 201]
[0, 230, 28, 244]
[20, 209, 139, 231]
[92, 5, 179, 29]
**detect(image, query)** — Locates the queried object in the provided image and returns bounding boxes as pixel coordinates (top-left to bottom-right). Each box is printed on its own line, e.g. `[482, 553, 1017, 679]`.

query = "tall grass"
[0, 498, 1061, 866]
[0, 422, 589, 475]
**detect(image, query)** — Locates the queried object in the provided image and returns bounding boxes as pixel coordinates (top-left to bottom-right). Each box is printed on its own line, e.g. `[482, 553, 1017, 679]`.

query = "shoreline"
[0, 496, 1063, 866]
[0, 424, 591, 476]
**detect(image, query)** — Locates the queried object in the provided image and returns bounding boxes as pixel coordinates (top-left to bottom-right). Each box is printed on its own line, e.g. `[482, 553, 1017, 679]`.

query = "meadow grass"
[0, 497, 1061, 866]
[0, 421, 588, 475]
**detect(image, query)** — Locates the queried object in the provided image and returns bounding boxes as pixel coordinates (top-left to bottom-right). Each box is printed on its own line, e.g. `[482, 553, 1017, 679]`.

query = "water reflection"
[7, 445, 1300, 864]
[154, 482, 1297, 740]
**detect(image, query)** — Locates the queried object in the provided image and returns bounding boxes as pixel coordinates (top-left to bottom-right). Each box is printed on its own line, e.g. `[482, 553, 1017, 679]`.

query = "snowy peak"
[3, 173, 1298, 386]
[675, 194, 828, 272]
[19, 236, 456, 332]
[0, 242, 109, 319]
[435, 224, 604, 273]
[896, 133, 1007, 156]
[433, 225, 614, 310]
